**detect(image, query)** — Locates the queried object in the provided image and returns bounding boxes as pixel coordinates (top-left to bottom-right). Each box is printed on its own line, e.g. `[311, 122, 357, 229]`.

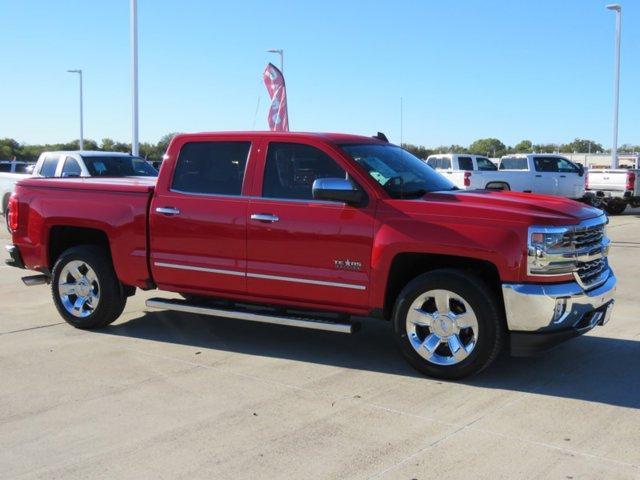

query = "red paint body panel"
[10, 132, 605, 315]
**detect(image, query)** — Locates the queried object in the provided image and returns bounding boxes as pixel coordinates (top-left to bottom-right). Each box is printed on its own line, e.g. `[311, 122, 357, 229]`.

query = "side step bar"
[145, 298, 359, 334]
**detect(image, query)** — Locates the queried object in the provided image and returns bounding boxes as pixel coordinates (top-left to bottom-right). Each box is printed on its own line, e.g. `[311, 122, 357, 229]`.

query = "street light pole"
[131, 0, 139, 156]
[607, 4, 622, 169]
[67, 69, 84, 150]
[267, 49, 284, 73]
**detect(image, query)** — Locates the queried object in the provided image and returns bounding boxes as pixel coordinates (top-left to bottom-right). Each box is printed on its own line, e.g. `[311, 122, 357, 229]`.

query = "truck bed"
[12, 176, 156, 288]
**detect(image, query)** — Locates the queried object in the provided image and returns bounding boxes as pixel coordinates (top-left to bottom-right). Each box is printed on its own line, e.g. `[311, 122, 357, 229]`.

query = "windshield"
[341, 144, 456, 199]
[81, 156, 158, 177]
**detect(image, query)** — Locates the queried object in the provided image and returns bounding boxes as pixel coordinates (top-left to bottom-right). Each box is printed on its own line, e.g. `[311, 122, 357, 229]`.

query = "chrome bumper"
[502, 270, 616, 333]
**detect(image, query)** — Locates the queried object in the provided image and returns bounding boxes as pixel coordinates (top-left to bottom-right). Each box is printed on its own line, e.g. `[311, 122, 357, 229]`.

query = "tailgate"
[588, 170, 627, 192]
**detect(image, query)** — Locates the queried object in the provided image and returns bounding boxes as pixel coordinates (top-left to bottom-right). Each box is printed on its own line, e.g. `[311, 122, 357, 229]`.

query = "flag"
[263, 63, 289, 131]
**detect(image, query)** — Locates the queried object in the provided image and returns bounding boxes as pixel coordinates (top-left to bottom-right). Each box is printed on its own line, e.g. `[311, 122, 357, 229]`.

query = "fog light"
[553, 298, 567, 322]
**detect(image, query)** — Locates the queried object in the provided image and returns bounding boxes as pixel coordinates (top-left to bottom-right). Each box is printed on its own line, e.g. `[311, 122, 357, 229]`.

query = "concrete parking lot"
[1, 211, 639, 480]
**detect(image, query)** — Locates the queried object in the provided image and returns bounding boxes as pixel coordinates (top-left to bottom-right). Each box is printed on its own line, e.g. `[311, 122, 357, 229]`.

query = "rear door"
[532, 156, 560, 195]
[149, 138, 254, 296]
[246, 140, 375, 310]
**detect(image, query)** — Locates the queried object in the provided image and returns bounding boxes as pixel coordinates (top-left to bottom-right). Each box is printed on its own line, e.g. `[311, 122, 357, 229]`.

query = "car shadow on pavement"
[100, 310, 640, 409]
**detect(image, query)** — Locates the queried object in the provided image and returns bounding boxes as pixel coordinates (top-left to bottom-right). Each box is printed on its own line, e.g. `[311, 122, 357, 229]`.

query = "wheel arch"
[382, 252, 504, 321]
[484, 181, 511, 191]
[48, 225, 112, 271]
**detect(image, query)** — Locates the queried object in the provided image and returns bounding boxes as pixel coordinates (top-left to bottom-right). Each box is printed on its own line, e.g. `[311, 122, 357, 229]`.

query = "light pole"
[67, 69, 84, 150]
[606, 3, 621, 169]
[131, 0, 139, 156]
[267, 49, 284, 73]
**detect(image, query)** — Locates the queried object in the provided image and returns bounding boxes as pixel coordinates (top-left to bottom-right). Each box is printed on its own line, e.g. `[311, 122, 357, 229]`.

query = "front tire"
[392, 269, 504, 379]
[604, 200, 626, 215]
[52, 246, 126, 329]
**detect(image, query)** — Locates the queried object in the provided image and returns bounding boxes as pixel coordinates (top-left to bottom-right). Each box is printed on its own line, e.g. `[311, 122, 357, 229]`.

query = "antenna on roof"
[373, 132, 389, 142]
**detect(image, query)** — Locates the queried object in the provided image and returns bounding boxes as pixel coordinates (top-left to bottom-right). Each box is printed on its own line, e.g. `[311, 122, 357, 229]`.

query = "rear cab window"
[426, 157, 452, 170]
[39, 155, 60, 177]
[171, 141, 251, 195]
[457, 157, 473, 171]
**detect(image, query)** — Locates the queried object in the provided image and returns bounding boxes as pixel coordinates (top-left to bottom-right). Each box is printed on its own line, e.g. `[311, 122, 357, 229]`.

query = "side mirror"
[312, 178, 365, 205]
[577, 164, 585, 177]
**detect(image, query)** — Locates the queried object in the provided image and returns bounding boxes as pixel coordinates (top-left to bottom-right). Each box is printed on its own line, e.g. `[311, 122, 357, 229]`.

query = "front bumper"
[5, 244, 25, 269]
[502, 271, 616, 356]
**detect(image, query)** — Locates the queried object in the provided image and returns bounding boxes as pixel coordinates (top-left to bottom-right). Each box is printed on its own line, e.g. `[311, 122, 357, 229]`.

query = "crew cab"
[587, 167, 640, 215]
[32, 151, 158, 178]
[5, 132, 616, 379]
[427, 153, 587, 200]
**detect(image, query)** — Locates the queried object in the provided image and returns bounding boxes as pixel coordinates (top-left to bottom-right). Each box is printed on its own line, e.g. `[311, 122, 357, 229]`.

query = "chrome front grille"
[573, 217, 609, 290]
[576, 258, 608, 288]
[573, 223, 605, 250]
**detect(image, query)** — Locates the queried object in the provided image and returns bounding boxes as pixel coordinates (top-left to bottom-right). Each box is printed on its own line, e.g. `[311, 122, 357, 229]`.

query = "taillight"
[464, 171, 472, 187]
[7, 194, 18, 232]
[626, 171, 636, 191]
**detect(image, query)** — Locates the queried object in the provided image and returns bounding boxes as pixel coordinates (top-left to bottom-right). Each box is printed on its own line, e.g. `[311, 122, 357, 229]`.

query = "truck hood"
[393, 190, 602, 226]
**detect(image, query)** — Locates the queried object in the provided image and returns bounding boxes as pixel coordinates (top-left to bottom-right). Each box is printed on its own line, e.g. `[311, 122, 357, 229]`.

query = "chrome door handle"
[155, 207, 180, 216]
[250, 213, 279, 223]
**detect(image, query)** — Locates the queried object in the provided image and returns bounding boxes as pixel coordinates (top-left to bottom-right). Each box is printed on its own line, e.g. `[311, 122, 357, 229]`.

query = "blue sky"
[1, 0, 639, 148]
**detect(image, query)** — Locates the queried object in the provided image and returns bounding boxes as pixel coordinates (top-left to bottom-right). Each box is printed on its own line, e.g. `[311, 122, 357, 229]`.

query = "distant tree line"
[0, 133, 178, 162]
[403, 138, 640, 160]
[2, 134, 639, 163]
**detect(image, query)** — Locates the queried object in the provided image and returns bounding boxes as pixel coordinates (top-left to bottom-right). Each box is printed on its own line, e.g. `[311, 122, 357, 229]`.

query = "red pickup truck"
[5, 132, 616, 379]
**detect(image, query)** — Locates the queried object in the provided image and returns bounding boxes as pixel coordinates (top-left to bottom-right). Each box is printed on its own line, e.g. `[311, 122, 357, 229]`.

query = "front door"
[246, 141, 375, 311]
[149, 140, 253, 296]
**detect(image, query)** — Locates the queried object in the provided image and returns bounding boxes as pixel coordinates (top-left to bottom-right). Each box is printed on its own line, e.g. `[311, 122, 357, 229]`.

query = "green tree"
[100, 138, 116, 150]
[561, 138, 603, 153]
[468, 138, 506, 157]
[514, 140, 533, 152]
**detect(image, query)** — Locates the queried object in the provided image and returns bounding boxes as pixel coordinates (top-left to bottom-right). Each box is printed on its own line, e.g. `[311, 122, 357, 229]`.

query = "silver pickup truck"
[587, 164, 640, 215]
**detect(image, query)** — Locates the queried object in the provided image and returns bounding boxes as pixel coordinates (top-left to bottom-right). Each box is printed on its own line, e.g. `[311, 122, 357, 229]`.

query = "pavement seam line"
[0, 322, 65, 336]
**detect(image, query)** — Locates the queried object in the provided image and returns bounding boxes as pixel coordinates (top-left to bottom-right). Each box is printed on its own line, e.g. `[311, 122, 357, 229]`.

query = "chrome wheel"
[57, 260, 100, 318]
[406, 289, 479, 366]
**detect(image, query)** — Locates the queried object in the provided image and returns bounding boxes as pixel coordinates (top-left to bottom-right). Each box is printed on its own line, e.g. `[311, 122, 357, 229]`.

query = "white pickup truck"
[426, 153, 587, 200]
[587, 167, 640, 215]
[0, 161, 34, 225]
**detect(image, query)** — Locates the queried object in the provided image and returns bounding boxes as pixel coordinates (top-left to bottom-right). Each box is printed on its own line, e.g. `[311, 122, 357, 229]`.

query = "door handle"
[535, 175, 542, 178]
[155, 207, 181, 216]
[560, 175, 566, 178]
[250, 213, 279, 223]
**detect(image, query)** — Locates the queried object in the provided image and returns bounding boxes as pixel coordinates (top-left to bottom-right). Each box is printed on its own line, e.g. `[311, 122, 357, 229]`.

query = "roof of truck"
[41, 151, 139, 157]
[173, 131, 390, 145]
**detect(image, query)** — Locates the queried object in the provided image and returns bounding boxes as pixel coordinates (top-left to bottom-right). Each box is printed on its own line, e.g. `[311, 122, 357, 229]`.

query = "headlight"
[527, 226, 576, 275]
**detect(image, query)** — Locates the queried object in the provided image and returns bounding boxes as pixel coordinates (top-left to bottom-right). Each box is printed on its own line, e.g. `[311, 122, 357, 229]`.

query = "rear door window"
[172, 141, 251, 195]
[500, 157, 528, 170]
[0, 163, 10, 172]
[457, 157, 473, 171]
[476, 157, 497, 171]
[40, 156, 59, 177]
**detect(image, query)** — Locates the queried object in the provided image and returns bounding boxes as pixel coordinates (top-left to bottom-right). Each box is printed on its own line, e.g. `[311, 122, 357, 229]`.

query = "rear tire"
[392, 269, 504, 379]
[604, 200, 626, 215]
[51, 246, 126, 329]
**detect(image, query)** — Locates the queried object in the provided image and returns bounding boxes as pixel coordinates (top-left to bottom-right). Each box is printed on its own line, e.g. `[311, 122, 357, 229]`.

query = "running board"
[145, 298, 358, 334]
